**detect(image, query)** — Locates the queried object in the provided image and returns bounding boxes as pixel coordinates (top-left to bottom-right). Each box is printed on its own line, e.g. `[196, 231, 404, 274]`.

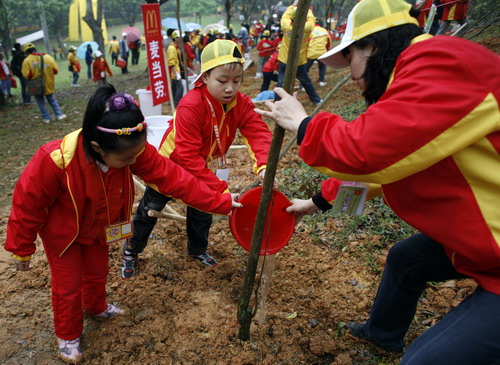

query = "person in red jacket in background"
[5, 84, 240, 363]
[436, 0, 469, 35]
[122, 40, 273, 277]
[255, 29, 275, 78]
[92, 51, 112, 86]
[260, 50, 279, 92]
[183, 34, 196, 69]
[256, 0, 500, 363]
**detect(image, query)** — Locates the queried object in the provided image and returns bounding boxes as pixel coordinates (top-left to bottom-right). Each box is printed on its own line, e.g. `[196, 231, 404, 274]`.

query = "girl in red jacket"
[256, 0, 500, 362]
[92, 51, 112, 86]
[5, 84, 240, 363]
[122, 40, 273, 278]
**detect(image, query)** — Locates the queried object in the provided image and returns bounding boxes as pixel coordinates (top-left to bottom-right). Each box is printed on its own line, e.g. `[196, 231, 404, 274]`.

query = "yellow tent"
[68, 0, 108, 44]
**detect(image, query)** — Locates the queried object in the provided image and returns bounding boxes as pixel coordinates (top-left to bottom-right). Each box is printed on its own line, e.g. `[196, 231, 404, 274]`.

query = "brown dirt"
[0, 50, 481, 365]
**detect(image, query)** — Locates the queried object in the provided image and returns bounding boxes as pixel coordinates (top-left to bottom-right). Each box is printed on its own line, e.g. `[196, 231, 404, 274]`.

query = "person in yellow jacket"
[67, 46, 81, 87]
[165, 30, 183, 106]
[277, 2, 321, 105]
[21, 43, 66, 124]
[305, 20, 331, 87]
[108, 35, 120, 66]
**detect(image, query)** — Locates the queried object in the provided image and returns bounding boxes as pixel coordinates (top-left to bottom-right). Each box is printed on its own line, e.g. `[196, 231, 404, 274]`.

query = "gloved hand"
[175, 72, 182, 80]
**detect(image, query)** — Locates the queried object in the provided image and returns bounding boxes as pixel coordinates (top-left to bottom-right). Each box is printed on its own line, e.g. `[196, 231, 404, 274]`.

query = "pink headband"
[97, 122, 147, 135]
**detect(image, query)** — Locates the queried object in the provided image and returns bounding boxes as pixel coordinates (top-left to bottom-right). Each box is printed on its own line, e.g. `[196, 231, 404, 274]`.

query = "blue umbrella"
[77, 41, 99, 60]
[161, 17, 189, 31]
[185, 23, 202, 32]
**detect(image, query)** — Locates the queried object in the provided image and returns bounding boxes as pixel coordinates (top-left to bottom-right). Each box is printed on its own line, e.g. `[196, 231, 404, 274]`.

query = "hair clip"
[105, 92, 137, 112]
[97, 122, 147, 135]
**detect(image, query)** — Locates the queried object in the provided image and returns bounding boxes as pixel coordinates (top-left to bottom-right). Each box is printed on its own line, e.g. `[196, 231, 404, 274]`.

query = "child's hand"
[286, 198, 319, 222]
[13, 258, 32, 271]
[258, 169, 279, 189]
[231, 193, 243, 208]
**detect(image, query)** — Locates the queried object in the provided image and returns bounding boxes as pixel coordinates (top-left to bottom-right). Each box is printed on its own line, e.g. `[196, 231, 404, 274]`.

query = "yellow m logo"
[145, 10, 158, 30]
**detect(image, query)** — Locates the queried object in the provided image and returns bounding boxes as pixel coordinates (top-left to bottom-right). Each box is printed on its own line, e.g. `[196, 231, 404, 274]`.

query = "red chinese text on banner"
[141, 3, 170, 105]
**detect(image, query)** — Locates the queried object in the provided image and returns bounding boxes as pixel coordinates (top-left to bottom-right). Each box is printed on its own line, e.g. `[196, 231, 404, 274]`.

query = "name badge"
[104, 220, 133, 244]
[216, 168, 230, 182]
[331, 182, 368, 215]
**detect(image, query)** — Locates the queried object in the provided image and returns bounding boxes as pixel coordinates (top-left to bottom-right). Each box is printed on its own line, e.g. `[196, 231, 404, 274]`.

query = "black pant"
[260, 72, 278, 92]
[129, 186, 212, 256]
[131, 49, 140, 65]
[111, 52, 118, 65]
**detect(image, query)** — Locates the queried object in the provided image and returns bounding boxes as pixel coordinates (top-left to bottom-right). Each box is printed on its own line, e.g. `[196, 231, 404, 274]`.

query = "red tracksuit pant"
[43, 240, 109, 340]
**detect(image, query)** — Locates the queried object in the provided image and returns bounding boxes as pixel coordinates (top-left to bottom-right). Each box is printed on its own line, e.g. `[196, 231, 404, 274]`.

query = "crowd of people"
[5, 0, 499, 364]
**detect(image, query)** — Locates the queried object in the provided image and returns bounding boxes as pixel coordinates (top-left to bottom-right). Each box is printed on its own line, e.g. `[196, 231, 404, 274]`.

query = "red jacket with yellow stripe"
[158, 84, 272, 193]
[440, 0, 469, 21]
[299, 35, 500, 294]
[5, 130, 232, 258]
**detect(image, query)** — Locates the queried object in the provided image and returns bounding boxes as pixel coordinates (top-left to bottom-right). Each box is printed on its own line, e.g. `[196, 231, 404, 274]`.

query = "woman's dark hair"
[82, 83, 146, 163]
[350, 17, 422, 105]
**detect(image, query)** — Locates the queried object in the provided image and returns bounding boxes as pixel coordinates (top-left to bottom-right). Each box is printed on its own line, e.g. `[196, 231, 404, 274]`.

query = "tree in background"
[105, 0, 143, 27]
[82, 0, 105, 55]
[0, 0, 26, 59]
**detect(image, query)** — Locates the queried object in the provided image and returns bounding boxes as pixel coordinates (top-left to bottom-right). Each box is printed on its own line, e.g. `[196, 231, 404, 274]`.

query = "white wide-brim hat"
[319, 0, 419, 69]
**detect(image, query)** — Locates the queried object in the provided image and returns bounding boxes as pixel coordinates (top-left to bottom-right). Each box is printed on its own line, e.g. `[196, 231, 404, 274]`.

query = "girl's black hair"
[350, 13, 422, 105]
[82, 83, 146, 163]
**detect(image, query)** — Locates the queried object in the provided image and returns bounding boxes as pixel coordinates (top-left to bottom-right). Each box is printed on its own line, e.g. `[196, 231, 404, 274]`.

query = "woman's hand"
[254, 88, 308, 134]
[231, 193, 243, 208]
[13, 258, 32, 271]
[286, 198, 319, 222]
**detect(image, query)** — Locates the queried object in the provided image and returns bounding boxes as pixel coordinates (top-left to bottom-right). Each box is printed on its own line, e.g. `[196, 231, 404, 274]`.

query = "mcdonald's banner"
[142, 3, 170, 106]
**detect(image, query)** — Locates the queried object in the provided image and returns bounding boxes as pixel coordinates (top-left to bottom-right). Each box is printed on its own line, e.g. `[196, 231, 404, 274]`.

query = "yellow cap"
[23, 43, 35, 52]
[193, 40, 245, 84]
[263, 30, 271, 37]
[171, 30, 179, 39]
[200, 40, 244, 74]
[319, 0, 419, 68]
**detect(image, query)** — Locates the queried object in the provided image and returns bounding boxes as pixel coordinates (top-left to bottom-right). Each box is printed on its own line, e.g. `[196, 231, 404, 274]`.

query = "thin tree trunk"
[83, 0, 105, 55]
[237, 0, 313, 341]
[176, 0, 189, 94]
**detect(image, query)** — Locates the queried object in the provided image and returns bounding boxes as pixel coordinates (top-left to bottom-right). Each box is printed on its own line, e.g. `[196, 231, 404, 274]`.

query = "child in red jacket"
[92, 51, 112, 86]
[123, 40, 273, 277]
[5, 84, 240, 363]
[255, 30, 275, 78]
[260, 50, 279, 92]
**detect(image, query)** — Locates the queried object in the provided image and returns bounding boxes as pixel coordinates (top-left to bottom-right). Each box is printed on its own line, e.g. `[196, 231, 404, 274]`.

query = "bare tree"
[82, 0, 105, 54]
[106, 0, 142, 26]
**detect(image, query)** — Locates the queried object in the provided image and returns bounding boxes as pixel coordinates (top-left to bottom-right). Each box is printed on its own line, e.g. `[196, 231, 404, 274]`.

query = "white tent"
[16, 30, 44, 45]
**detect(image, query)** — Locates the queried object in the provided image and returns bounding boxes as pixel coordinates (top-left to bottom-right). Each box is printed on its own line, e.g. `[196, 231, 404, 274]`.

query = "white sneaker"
[57, 114, 67, 120]
[319, 81, 326, 87]
[42, 119, 51, 124]
[92, 303, 125, 320]
[71, 84, 81, 87]
[57, 337, 82, 364]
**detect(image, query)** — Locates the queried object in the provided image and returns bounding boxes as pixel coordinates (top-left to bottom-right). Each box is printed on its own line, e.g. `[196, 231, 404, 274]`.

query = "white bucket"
[145, 115, 173, 150]
[182, 74, 198, 96]
[136, 89, 162, 117]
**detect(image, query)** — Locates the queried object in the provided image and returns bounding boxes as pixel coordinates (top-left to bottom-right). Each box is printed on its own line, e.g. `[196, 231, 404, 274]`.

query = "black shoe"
[120, 251, 138, 279]
[346, 322, 404, 353]
[190, 253, 218, 267]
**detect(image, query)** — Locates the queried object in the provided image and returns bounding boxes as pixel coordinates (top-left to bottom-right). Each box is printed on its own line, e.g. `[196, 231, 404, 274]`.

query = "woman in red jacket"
[5, 84, 240, 363]
[256, 0, 500, 363]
